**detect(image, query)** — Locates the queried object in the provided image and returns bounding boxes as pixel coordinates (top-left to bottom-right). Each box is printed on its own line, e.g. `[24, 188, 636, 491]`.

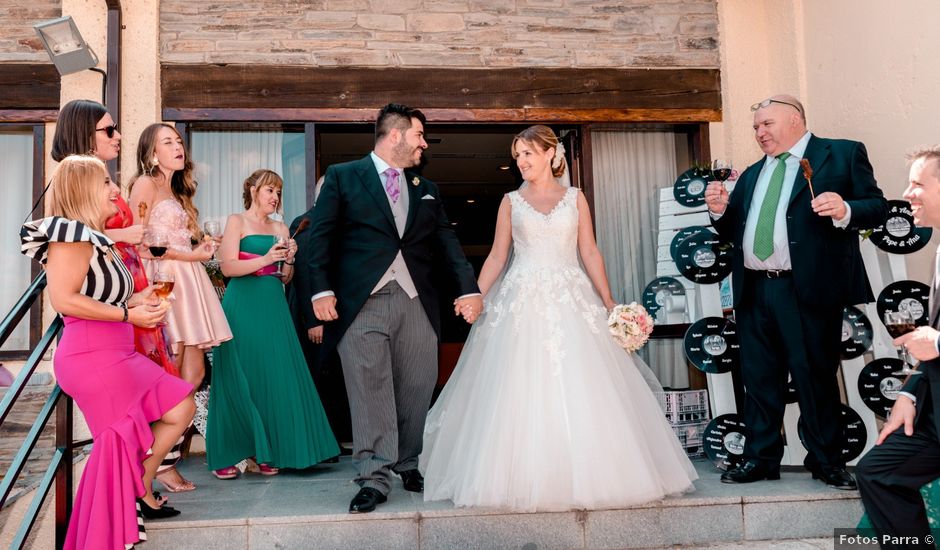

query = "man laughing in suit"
[705, 94, 888, 488]
[306, 103, 482, 513]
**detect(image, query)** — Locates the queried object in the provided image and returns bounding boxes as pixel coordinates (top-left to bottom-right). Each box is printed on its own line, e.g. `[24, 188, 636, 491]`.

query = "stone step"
[143, 458, 859, 549]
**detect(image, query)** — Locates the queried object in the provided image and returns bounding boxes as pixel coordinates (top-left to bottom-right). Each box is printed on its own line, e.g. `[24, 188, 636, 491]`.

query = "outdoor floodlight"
[33, 16, 99, 76]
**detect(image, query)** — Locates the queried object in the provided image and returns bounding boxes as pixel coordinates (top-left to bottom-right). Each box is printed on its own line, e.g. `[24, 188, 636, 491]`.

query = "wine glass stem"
[900, 344, 911, 368]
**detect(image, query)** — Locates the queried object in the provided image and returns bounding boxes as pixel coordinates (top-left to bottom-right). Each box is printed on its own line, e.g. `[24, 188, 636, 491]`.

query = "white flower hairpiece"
[552, 141, 566, 170]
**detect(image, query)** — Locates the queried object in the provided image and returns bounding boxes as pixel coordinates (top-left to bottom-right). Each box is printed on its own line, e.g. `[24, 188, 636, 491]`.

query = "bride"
[419, 125, 698, 511]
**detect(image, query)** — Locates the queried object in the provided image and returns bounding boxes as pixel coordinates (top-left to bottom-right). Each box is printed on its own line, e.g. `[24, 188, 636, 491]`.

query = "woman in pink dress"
[21, 155, 194, 549]
[52, 100, 194, 493]
[128, 123, 233, 394]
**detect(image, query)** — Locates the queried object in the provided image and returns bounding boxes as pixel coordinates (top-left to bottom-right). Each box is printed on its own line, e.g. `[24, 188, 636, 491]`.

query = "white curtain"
[0, 132, 35, 351]
[191, 131, 307, 227]
[591, 131, 689, 388]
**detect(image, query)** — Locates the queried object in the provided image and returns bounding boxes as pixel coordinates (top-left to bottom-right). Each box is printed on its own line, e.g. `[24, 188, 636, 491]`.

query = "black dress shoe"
[720, 461, 781, 484]
[397, 469, 424, 493]
[137, 499, 181, 519]
[349, 487, 387, 514]
[810, 465, 857, 490]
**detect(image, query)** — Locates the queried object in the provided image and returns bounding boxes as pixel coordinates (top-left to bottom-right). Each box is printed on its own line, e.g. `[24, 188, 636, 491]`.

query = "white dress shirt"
[712, 131, 852, 269]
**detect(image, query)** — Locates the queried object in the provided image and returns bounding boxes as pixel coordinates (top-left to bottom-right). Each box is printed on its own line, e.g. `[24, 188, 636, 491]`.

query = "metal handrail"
[0, 273, 74, 550]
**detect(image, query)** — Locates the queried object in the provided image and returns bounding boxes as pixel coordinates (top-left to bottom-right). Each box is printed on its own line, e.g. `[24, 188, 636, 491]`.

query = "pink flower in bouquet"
[608, 302, 654, 353]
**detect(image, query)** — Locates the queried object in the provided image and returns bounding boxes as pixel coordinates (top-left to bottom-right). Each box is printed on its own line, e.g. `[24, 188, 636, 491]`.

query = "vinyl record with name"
[876, 280, 931, 327]
[870, 200, 933, 254]
[857, 358, 906, 419]
[841, 306, 873, 359]
[703, 413, 747, 471]
[673, 167, 713, 208]
[798, 404, 867, 463]
[669, 226, 712, 263]
[684, 316, 740, 374]
[674, 231, 733, 285]
[642, 277, 686, 318]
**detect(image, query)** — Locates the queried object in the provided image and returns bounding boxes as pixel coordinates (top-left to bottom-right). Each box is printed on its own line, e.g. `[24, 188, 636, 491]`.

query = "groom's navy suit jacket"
[305, 155, 479, 353]
[713, 135, 888, 310]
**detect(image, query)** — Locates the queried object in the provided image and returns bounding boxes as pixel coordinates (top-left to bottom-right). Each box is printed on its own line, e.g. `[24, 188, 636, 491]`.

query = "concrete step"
[143, 458, 859, 549]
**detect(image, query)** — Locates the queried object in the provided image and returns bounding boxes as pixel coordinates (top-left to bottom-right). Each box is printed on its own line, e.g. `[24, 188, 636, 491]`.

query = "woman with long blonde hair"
[21, 155, 194, 548]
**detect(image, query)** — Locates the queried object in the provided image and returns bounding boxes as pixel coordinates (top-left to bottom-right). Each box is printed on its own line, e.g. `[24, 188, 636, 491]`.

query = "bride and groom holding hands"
[305, 103, 697, 514]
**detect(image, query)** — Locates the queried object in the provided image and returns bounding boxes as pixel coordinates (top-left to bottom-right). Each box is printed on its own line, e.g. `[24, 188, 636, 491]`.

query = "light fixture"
[34, 16, 99, 76]
[498, 165, 510, 171]
[466, 199, 476, 204]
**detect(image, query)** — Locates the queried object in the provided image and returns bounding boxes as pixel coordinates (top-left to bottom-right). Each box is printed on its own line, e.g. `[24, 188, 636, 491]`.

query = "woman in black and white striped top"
[21, 155, 195, 550]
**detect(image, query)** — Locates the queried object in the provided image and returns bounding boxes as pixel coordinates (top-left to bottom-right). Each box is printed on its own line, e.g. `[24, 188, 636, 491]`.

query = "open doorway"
[317, 124, 575, 385]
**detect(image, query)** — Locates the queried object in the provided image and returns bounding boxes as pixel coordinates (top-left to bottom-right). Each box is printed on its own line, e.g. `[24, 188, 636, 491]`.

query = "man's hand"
[704, 182, 729, 215]
[811, 191, 847, 221]
[876, 395, 916, 444]
[895, 326, 940, 362]
[307, 325, 323, 344]
[454, 295, 484, 324]
[313, 295, 338, 322]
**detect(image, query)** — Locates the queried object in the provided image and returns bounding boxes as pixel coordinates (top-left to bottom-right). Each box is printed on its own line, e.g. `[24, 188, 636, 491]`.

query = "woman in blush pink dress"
[128, 123, 232, 394]
[21, 155, 194, 549]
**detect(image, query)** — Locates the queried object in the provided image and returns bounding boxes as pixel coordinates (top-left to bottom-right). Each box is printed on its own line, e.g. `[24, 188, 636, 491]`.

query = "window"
[189, 128, 306, 226]
[0, 127, 41, 356]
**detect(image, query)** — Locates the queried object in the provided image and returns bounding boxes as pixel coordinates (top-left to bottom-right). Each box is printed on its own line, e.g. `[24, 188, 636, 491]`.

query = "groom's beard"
[392, 141, 422, 169]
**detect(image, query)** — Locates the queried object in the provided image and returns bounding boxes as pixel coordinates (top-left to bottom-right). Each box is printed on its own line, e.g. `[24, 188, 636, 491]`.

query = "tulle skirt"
[420, 265, 698, 512]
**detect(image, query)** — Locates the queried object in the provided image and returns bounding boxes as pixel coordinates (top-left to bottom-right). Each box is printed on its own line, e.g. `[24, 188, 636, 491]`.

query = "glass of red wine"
[884, 310, 921, 376]
[145, 230, 169, 270]
[711, 159, 733, 183]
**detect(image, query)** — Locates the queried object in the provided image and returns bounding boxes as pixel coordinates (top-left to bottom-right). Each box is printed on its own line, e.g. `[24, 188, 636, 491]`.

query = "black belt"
[749, 269, 792, 279]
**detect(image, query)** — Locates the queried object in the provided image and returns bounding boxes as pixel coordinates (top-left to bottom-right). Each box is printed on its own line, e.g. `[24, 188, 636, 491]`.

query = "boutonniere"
[412, 176, 420, 187]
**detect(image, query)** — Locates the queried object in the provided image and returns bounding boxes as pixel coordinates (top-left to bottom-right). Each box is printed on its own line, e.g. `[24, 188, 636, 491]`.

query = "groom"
[306, 103, 483, 513]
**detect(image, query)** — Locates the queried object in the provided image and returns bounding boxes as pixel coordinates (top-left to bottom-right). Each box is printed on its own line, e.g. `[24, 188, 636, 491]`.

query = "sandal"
[156, 467, 197, 492]
[258, 463, 279, 476]
[212, 466, 239, 480]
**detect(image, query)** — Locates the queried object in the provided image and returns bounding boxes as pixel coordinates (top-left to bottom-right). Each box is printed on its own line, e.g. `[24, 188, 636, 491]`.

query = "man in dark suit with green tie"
[306, 104, 482, 513]
[856, 146, 940, 549]
[705, 94, 888, 488]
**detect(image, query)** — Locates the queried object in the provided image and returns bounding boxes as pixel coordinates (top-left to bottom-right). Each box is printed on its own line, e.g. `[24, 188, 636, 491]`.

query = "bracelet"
[284, 260, 295, 266]
[120, 303, 128, 322]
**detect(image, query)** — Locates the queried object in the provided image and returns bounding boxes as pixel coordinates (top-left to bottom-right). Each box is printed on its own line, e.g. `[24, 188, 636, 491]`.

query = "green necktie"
[752, 152, 791, 261]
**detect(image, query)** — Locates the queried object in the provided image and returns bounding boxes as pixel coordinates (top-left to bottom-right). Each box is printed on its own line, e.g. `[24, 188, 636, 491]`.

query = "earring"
[152, 156, 159, 167]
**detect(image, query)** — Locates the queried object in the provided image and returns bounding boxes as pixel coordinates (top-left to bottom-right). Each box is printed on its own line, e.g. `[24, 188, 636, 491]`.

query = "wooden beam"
[162, 107, 720, 124]
[0, 110, 58, 123]
[0, 65, 60, 110]
[162, 65, 721, 113]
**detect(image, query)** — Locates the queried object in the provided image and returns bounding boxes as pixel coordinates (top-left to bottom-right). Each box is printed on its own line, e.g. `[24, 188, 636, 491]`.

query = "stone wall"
[159, 0, 718, 68]
[0, 3, 62, 62]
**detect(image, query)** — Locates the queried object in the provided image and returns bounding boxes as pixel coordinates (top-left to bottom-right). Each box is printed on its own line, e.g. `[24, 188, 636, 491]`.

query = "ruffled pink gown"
[20, 216, 193, 549]
[143, 199, 232, 352]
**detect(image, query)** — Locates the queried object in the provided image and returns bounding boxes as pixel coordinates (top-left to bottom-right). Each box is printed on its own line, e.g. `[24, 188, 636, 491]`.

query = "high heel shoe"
[137, 498, 181, 519]
[257, 463, 279, 476]
[156, 467, 196, 492]
[212, 466, 239, 480]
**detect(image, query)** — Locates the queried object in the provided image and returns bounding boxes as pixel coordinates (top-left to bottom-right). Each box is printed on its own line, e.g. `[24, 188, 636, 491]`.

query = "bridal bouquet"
[608, 302, 654, 353]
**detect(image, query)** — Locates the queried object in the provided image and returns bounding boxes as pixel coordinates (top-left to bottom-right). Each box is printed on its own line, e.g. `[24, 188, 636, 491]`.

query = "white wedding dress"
[420, 187, 698, 512]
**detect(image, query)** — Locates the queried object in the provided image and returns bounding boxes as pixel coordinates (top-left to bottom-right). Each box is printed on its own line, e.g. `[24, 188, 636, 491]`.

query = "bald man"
[705, 95, 888, 488]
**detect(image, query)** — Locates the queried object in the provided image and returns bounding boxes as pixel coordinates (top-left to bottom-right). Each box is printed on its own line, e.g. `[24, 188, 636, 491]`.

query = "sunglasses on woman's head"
[95, 125, 119, 138]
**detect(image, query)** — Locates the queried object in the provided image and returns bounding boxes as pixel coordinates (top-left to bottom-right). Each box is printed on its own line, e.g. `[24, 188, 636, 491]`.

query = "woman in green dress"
[207, 169, 339, 479]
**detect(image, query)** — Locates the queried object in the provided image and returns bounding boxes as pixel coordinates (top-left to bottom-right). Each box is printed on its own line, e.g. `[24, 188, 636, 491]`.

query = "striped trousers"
[337, 281, 437, 494]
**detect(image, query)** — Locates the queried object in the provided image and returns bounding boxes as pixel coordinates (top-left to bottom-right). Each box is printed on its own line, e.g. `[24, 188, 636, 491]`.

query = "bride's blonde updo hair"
[511, 125, 566, 178]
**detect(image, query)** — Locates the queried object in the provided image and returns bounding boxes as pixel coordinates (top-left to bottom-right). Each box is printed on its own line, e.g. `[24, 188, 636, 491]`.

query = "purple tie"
[384, 168, 401, 203]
